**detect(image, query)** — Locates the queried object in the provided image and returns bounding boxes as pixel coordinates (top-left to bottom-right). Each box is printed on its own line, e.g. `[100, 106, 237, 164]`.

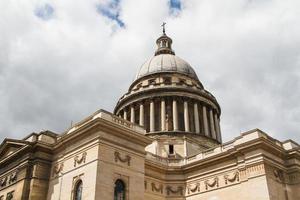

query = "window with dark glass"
[169, 145, 174, 155]
[164, 77, 172, 85]
[179, 78, 185, 85]
[114, 179, 125, 200]
[74, 180, 83, 200]
[148, 79, 156, 85]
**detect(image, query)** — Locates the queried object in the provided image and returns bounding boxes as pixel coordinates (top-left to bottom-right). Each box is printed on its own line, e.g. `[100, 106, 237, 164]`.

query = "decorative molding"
[112, 117, 133, 128]
[74, 152, 87, 167]
[224, 171, 239, 185]
[273, 169, 284, 182]
[205, 177, 219, 190]
[151, 182, 163, 194]
[6, 191, 14, 200]
[288, 172, 300, 184]
[0, 177, 7, 187]
[8, 172, 17, 184]
[187, 183, 200, 194]
[166, 185, 184, 196]
[0, 171, 18, 188]
[239, 168, 247, 181]
[114, 151, 131, 166]
[246, 164, 265, 177]
[53, 163, 64, 176]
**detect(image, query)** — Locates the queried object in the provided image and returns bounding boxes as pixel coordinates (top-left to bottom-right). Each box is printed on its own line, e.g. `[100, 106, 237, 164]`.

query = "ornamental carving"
[151, 182, 163, 194]
[205, 177, 219, 190]
[8, 172, 17, 184]
[224, 171, 239, 185]
[53, 163, 64, 176]
[112, 117, 133, 128]
[187, 183, 200, 194]
[273, 169, 284, 182]
[6, 191, 14, 200]
[114, 151, 131, 166]
[246, 164, 265, 177]
[288, 172, 300, 184]
[166, 185, 184, 196]
[0, 177, 7, 187]
[74, 152, 87, 167]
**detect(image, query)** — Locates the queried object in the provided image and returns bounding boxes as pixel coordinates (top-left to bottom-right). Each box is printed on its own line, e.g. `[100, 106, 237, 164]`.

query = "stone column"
[130, 106, 135, 123]
[184, 100, 190, 132]
[194, 103, 200, 133]
[150, 100, 155, 132]
[202, 105, 209, 136]
[139, 104, 144, 126]
[123, 109, 127, 120]
[172, 99, 178, 131]
[214, 113, 222, 142]
[209, 109, 216, 139]
[161, 99, 166, 131]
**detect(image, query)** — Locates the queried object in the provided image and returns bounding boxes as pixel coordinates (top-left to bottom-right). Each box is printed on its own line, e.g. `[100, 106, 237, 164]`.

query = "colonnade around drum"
[119, 97, 222, 143]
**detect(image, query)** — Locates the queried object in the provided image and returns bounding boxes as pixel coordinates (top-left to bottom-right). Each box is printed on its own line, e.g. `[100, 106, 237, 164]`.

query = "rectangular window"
[169, 145, 174, 155]
[164, 77, 172, 85]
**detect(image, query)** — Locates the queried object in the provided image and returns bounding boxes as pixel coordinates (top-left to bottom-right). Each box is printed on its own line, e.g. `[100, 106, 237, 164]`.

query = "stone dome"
[114, 29, 222, 157]
[135, 54, 200, 82]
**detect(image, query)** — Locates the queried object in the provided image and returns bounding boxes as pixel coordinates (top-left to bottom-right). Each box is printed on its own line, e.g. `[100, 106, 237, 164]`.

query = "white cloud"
[0, 0, 299, 144]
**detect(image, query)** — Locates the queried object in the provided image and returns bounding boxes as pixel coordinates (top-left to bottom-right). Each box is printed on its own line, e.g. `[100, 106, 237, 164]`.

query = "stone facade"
[0, 31, 299, 199]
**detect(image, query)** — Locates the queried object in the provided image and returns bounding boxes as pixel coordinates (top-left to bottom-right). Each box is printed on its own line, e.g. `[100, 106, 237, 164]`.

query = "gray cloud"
[0, 0, 299, 144]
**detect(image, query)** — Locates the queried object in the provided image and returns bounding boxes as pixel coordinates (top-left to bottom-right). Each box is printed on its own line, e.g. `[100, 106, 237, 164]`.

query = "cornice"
[115, 88, 221, 115]
[145, 134, 298, 175]
[55, 116, 152, 150]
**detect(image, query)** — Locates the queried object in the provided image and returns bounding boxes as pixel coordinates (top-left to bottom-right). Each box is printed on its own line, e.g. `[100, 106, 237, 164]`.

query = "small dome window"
[179, 79, 186, 85]
[148, 79, 156, 85]
[164, 77, 172, 85]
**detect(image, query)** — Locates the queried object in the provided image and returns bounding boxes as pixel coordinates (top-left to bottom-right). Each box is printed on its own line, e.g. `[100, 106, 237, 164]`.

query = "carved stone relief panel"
[114, 151, 131, 166]
[288, 172, 300, 184]
[151, 182, 163, 194]
[0, 170, 18, 189]
[166, 185, 184, 196]
[8, 172, 17, 185]
[74, 152, 87, 167]
[6, 191, 14, 200]
[224, 171, 239, 185]
[187, 182, 200, 194]
[52, 162, 64, 177]
[0, 177, 7, 187]
[205, 177, 219, 190]
[246, 163, 265, 178]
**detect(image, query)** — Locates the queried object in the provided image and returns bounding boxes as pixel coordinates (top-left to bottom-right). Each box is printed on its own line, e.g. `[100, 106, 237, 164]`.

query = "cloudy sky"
[0, 0, 300, 143]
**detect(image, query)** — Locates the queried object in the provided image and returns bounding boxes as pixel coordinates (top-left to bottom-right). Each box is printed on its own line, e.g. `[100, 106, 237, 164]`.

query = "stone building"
[0, 30, 299, 200]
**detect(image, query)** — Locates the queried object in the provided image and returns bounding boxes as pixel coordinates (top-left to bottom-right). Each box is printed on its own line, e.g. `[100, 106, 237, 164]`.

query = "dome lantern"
[155, 22, 175, 56]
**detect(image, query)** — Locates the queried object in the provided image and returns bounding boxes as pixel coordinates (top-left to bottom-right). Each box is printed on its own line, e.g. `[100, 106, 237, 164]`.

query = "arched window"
[74, 180, 83, 200]
[114, 179, 125, 200]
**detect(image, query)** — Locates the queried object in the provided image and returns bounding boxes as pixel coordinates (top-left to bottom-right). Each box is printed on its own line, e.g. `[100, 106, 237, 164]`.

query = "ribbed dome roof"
[135, 54, 199, 81]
